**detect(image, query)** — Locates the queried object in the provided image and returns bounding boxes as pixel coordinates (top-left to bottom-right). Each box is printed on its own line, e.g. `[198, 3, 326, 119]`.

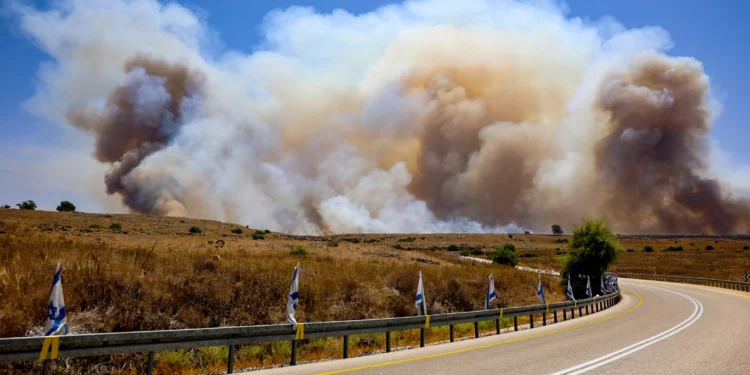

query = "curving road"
[247, 279, 750, 375]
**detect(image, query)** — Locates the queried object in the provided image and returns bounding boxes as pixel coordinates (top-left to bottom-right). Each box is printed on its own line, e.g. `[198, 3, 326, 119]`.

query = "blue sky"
[0, 0, 748, 211]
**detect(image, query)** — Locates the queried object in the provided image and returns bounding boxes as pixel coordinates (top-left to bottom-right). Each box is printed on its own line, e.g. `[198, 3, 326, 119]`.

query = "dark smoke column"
[595, 52, 749, 234]
[67, 55, 204, 215]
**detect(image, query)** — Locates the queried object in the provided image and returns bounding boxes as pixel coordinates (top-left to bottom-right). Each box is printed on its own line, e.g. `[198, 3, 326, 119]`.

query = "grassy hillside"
[2, 208, 747, 373]
[0, 209, 565, 374]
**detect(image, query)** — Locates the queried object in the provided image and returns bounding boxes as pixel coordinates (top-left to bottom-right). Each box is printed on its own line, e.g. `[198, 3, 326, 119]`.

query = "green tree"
[489, 245, 519, 266]
[56, 201, 76, 212]
[562, 219, 622, 297]
[551, 224, 563, 235]
[500, 243, 516, 253]
[16, 200, 36, 210]
[1, 204, 10, 209]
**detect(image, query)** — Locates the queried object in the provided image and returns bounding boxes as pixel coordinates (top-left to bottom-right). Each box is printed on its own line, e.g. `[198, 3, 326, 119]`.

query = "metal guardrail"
[0, 290, 621, 374]
[620, 273, 750, 292]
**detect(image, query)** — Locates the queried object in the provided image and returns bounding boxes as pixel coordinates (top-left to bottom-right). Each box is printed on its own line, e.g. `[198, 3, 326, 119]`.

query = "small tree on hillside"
[562, 219, 621, 298]
[56, 201, 76, 212]
[1, 205, 10, 209]
[552, 224, 563, 235]
[16, 200, 36, 210]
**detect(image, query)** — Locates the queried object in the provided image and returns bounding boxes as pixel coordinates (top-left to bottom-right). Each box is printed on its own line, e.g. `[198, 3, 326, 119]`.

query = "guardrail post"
[586, 305, 590, 315]
[227, 345, 235, 374]
[474, 321, 479, 338]
[553, 310, 558, 323]
[420, 328, 425, 347]
[529, 314, 534, 329]
[578, 306, 583, 316]
[291, 340, 297, 366]
[386, 332, 391, 353]
[42, 359, 51, 375]
[514, 316, 518, 331]
[496, 319, 500, 334]
[563, 309, 567, 321]
[343, 335, 349, 359]
[570, 307, 575, 318]
[146, 351, 155, 375]
[543, 312, 547, 326]
[450, 325, 455, 342]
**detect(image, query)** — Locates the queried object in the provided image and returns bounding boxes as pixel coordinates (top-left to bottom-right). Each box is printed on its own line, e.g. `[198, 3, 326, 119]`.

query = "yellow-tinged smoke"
[14, 0, 749, 234]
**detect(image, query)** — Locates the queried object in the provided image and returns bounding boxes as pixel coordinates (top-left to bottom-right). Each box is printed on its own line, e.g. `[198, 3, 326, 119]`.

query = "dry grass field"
[0, 208, 565, 374]
[511, 233, 750, 281]
[1, 208, 748, 373]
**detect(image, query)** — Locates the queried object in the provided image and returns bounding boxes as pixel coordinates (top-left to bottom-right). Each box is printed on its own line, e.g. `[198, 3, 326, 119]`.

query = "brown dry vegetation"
[513, 234, 750, 280]
[0, 209, 564, 374]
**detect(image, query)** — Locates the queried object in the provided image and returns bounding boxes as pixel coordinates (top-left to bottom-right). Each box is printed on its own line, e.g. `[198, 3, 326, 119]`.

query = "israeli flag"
[586, 276, 592, 298]
[537, 279, 546, 305]
[415, 271, 427, 316]
[286, 263, 300, 329]
[601, 275, 607, 295]
[44, 260, 68, 336]
[614, 274, 619, 290]
[486, 274, 497, 310]
[566, 277, 576, 302]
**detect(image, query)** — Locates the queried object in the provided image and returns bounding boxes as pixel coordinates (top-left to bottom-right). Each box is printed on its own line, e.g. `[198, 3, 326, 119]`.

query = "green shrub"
[264, 229, 271, 234]
[663, 245, 683, 252]
[519, 252, 540, 258]
[197, 346, 228, 367]
[460, 248, 471, 256]
[500, 243, 516, 252]
[252, 231, 265, 240]
[562, 219, 622, 294]
[508, 234, 513, 239]
[643, 245, 654, 253]
[16, 200, 36, 210]
[189, 226, 202, 234]
[56, 201, 76, 212]
[743, 245, 749, 251]
[397, 237, 416, 242]
[327, 241, 339, 247]
[89, 224, 103, 229]
[231, 228, 243, 234]
[470, 248, 484, 256]
[552, 224, 563, 235]
[392, 244, 405, 250]
[489, 246, 519, 266]
[290, 245, 309, 256]
[627, 248, 636, 253]
[110, 223, 122, 231]
[447, 244, 459, 252]
[1, 205, 10, 209]
[705, 245, 714, 251]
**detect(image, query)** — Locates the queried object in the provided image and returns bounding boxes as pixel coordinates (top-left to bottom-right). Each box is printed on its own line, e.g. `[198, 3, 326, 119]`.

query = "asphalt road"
[247, 279, 750, 375]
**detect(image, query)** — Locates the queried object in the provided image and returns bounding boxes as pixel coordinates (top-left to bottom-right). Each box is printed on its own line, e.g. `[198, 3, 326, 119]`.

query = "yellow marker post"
[499, 308, 504, 321]
[424, 315, 431, 329]
[295, 323, 305, 340]
[39, 336, 60, 360]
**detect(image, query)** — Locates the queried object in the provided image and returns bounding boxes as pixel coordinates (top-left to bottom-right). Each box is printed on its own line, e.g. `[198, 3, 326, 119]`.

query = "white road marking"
[549, 283, 704, 375]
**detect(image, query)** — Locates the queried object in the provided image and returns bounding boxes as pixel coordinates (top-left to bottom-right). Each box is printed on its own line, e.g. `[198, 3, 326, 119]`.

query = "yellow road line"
[317, 293, 644, 375]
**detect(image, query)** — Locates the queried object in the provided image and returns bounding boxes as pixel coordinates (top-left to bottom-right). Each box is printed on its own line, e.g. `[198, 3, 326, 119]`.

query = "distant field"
[512, 233, 750, 281]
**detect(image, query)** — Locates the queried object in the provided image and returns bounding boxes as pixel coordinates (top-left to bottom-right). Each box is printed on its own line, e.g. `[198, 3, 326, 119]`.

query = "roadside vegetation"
[0, 209, 564, 374]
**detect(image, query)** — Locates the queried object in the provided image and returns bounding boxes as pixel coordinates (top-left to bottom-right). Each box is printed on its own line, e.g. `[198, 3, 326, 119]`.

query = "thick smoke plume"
[14, 0, 750, 234]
